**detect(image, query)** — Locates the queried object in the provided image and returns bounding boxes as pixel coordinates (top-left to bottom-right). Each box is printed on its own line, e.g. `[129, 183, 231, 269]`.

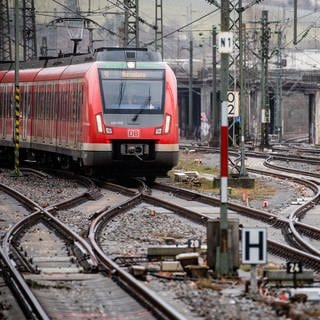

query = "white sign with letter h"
[242, 227, 267, 264]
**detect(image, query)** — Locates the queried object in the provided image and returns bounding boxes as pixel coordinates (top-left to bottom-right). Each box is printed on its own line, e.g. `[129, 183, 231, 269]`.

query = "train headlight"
[96, 114, 104, 133]
[127, 61, 136, 69]
[155, 128, 162, 135]
[164, 114, 171, 134]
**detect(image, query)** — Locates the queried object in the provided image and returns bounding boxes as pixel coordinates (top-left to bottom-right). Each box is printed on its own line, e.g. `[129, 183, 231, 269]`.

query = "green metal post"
[293, 0, 297, 45]
[260, 10, 270, 148]
[275, 30, 283, 141]
[211, 25, 219, 147]
[238, 0, 247, 176]
[189, 39, 193, 138]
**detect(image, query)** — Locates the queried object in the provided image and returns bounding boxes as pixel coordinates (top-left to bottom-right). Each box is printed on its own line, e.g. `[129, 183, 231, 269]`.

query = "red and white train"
[0, 48, 179, 182]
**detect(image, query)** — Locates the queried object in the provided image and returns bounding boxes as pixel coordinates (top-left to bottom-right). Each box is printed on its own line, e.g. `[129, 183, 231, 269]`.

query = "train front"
[95, 49, 179, 181]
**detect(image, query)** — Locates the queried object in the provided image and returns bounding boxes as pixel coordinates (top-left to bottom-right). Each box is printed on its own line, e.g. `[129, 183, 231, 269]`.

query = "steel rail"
[153, 181, 320, 258]
[88, 194, 188, 320]
[0, 180, 100, 319]
[0, 244, 50, 320]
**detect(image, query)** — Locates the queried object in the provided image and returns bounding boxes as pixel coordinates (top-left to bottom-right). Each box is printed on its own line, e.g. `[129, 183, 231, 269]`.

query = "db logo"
[128, 128, 140, 137]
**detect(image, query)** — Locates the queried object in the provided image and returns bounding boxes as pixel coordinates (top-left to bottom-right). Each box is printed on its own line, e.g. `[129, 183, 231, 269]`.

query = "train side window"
[78, 81, 85, 121]
[30, 84, 37, 119]
[41, 84, 45, 119]
[5, 84, 13, 118]
[70, 81, 77, 120]
[0, 85, 5, 118]
[43, 83, 50, 120]
[45, 83, 53, 120]
[73, 81, 81, 121]
[0, 85, 4, 118]
[39, 84, 45, 120]
[34, 84, 39, 119]
[25, 84, 32, 118]
[61, 82, 68, 121]
[50, 82, 56, 121]
[59, 84, 65, 121]
[2, 85, 8, 118]
[34, 84, 42, 119]
[20, 83, 31, 119]
[53, 83, 58, 121]
[42, 84, 48, 120]
[20, 84, 25, 117]
[56, 83, 63, 121]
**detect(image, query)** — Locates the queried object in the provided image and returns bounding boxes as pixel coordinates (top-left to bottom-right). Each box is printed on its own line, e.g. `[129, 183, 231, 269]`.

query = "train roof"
[0, 47, 163, 71]
[0, 48, 171, 83]
[95, 47, 162, 62]
[1, 68, 42, 83]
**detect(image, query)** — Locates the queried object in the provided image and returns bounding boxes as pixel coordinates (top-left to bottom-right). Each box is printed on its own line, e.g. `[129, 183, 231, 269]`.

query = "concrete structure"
[171, 50, 320, 145]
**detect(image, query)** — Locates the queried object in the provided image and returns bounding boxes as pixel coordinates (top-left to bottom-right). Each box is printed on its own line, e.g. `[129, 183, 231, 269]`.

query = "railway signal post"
[216, 0, 233, 277]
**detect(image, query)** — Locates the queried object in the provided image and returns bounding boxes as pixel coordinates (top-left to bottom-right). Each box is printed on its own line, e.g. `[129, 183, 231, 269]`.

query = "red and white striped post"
[217, 100, 230, 276]
[217, 0, 232, 276]
[220, 101, 229, 206]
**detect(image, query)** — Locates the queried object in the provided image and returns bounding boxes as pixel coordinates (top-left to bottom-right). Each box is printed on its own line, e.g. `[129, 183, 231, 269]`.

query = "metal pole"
[211, 25, 219, 147]
[135, 0, 139, 47]
[260, 10, 270, 148]
[13, 0, 21, 176]
[217, 0, 231, 276]
[293, 0, 297, 45]
[276, 30, 283, 141]
[239, 1, 247, 176]
[250, 264, 258, 294]
[189, 39, 193, 138]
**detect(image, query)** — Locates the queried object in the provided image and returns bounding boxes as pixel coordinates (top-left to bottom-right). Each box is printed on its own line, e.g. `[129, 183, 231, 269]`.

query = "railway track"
[181, 143, 320, 256]
[0, 170, 183, 320]
[87, 177, 320, 319]
[2, 150, 320, 319]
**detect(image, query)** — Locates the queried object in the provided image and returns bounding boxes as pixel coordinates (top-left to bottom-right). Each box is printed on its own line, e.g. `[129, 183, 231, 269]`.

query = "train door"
[65, 82, 70, 147]
[49, 83, 56, 145]
[56, 81, 68, 148]
[20, 83, 31, 143]
[31, 83, 45, 144]
[43, 82, 54, 145]
[0, 83, 14, 142]
[67, 81, 75, 148]
[0, 84, 7, 139]
[68, 80, 82, 149]
[53, 83, 60, 147]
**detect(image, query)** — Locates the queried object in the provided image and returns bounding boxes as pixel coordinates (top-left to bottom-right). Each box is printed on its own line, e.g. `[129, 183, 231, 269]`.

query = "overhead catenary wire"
[50, 0, 120, 38]
[145, 8, 219, 46]
[106, 0, 157, 30]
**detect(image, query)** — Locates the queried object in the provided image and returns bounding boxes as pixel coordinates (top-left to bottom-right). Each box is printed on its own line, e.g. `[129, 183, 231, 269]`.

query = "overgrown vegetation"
[168, 155, 277, 203]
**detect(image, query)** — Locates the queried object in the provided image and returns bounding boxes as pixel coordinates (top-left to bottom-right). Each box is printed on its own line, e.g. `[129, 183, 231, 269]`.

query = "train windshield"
[100, 69, 164, 114]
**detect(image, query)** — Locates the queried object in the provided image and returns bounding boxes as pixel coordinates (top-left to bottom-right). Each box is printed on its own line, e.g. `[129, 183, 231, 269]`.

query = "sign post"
[286, 261, 303, 288]
[218, 32, 233, 54]
[227, 91, 239, 118]
[242, 228, 267, 294]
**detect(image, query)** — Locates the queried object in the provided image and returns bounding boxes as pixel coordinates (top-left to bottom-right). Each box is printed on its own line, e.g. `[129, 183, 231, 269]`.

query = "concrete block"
[147, 245, 201, 258]
[176, 252, 199, 268]
[184, 265, 209, 278]
[130, 265, 147, 279]
[161, 261, 183, 272]
[174, 172, 188, 182]
[185, 171, 199, 178]
[213, 176, 255, 188]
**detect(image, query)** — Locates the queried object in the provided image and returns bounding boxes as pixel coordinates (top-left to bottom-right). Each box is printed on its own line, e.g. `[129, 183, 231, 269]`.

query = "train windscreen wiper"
[117, 81, 125, 107]
[131, 91, 151, 122]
